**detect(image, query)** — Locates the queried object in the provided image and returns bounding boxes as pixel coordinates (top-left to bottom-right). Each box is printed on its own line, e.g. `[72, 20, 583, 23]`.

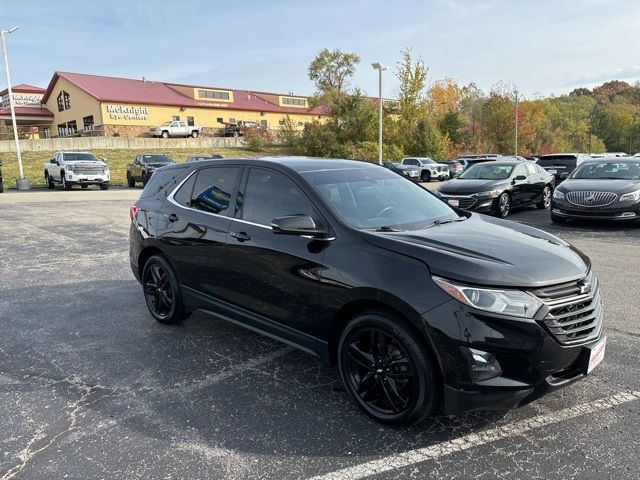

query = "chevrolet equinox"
[129, 157, 605, 426]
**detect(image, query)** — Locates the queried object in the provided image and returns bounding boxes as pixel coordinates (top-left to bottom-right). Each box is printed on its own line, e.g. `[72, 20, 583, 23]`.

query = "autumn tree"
[308, 49, 360, 95]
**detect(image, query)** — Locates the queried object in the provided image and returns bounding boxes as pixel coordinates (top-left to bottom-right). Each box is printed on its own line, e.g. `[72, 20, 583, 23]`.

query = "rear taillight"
[129, 204, 139, 220]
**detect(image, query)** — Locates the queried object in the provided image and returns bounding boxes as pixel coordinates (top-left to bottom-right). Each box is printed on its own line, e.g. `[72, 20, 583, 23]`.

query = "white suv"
[401, 157, 448, 182]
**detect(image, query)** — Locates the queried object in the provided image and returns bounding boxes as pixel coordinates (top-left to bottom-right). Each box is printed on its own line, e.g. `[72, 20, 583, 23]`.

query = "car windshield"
[142, 155, 172, 164]
[419, 158, 435, 164]
[63, 153, 97, 161]
[570, 161, 640, 180]
[458, 163, 514, 180]
[161, 122, 172, 126]
[303, 167, 459, 229]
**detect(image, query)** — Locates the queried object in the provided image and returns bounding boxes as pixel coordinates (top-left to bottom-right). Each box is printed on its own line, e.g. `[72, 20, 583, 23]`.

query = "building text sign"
[1, 93, 44, 108]
[107, 104, 149, 120]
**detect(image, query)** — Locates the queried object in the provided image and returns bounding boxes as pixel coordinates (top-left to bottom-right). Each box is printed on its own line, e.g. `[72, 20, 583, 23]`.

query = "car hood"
[362, 214, 589, 288]
[557, 178, 640, 193]
[146, 163, 171, 168]
[437, 178, 508, 195]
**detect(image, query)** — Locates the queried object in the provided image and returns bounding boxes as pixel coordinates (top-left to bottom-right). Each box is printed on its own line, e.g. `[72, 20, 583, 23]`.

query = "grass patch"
[0, 146, 297, 189]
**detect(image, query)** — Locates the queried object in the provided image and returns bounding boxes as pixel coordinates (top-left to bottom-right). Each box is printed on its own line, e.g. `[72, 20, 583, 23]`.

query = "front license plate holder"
[584, 336, 606, 374]
[448, 199, 459, 207]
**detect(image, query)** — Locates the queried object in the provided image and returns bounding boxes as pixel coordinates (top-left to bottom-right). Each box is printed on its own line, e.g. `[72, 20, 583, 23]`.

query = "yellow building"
[40, 71, 328, 138]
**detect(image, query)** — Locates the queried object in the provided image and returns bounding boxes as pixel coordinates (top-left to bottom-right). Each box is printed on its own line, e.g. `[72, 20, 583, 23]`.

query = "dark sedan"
[436, 159, 555, 218]
[551, 158, 640, 223]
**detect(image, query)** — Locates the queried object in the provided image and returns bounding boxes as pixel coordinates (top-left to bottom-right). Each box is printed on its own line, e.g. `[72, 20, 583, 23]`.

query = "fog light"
[620, 212, 636, 218]
[460, 347, 502, 382]
[552, 208, 561, 214]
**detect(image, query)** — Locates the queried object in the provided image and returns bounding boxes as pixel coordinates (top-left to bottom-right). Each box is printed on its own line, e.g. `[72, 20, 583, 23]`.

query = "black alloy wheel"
[537, 186, 552, 209]
[496, 192, 511, 218]
[142, 255, 190, 324]
[338, 311, 438, 426]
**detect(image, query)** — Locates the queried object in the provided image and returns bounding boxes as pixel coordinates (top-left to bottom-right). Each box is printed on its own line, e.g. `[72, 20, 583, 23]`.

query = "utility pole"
[372, 63, 387, 165]
[514, 90, 519, 157]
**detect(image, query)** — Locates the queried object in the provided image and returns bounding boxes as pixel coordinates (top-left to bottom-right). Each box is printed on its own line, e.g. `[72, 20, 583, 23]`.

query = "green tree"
[308, 49, 360, 94]
[405, 119, 445, 159]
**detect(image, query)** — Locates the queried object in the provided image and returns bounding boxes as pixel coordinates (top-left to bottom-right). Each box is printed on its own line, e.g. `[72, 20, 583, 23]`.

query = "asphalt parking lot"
[1, 186, 639, 479]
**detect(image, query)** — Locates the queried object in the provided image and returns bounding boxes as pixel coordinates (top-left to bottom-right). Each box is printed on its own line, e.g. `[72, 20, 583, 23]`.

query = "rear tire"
[338, 310, 439, 426]
[142, 255, 191, 324]
[420, 171, 431, 182]
[536, 186, 552, 209]
[191, 131, 199, 138]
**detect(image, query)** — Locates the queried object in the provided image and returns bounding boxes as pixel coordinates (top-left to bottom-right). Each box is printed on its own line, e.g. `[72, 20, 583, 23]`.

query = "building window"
[198, 89, 230, 100]
[187, 116, 195, 126]
[278, 118, 285, 126]
[216, 117, 223, 124]
[297, 121, 304, 126]
[228, 118, 236, 124]
[43, 128, 50, 139]
[66, 120, 77, 135]
[282, 97, 306, 106]
[172, 116, 180, 121]
[57, 91, 71, 111]
[83, 115, 94, 131]
[260, 120, 268, 128]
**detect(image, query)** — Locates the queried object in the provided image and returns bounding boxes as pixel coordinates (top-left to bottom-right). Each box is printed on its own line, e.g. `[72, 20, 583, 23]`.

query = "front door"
[511, 163, 530, 205]
[221, 167, 328, 336]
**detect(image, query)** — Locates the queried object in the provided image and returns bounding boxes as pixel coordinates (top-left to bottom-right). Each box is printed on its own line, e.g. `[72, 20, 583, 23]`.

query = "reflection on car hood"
[362, 214, 589, 288]
[437, 178, 508, 195]
[558, 178, 640, 193]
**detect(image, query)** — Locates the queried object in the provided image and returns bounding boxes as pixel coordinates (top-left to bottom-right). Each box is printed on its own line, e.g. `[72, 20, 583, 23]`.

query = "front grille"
[567, 191, 617, 207]
[530, 272, 603, 345]
[437, 166, 446, 173]
[71, 164, 105, 174]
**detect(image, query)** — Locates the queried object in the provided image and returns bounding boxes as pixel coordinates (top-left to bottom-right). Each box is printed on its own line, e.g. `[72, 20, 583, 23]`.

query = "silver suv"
[401, 157, 449, 182]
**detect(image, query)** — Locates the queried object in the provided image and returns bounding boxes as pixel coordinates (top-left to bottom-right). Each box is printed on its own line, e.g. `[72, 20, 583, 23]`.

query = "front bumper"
[66, 173, 110, 184]
[437, 193, 497, 213]
[551, 198, 640, 221]
[423, 298, 605, 415]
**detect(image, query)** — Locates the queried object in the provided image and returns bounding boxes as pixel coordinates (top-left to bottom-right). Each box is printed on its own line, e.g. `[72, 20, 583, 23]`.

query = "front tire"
[494, 192, 511, 218]
[536, 186, 552, 209]
[99, 183, 109, 190]
[338, 310, 439, 426]
[127, 173, 135, 187]
[420, 171, 431, 182]
[45, 174, 54, 189]
[142, 255, 190, 324]
[81, 184, 88, 189]
[161, 131, 169, 139]
[61, 174, 71, 191]
[191, 131, 199, 138]
[142, 172, 148, 186]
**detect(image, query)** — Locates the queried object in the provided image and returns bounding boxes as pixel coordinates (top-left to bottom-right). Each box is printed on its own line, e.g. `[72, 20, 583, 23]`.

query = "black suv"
[129, 157, 605, 426]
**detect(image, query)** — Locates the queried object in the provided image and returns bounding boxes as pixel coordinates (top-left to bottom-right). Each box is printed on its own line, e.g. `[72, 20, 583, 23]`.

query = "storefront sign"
[1, 93, 43, 108]
[107, 104, 149, 120]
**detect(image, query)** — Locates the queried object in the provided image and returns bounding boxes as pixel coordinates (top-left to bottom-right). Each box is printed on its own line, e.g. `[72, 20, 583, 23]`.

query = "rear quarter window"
[141, 165, 190, 199]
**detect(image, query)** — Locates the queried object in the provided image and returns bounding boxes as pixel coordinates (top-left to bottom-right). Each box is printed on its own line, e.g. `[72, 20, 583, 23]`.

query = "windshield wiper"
[427, 217, 467, 227]
[375, 225, 403, 232]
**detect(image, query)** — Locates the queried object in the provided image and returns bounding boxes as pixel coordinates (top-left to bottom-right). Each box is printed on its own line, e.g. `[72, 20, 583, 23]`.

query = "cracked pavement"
[0, 188, 639, 479]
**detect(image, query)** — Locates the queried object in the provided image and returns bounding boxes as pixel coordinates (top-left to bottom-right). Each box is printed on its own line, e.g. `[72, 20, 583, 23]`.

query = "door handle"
[230, 231, 251, 242]
[167, 213, 179, 222]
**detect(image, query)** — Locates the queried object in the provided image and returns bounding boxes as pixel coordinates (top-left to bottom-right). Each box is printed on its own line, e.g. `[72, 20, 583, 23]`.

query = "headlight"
[432, 276, 543, 318]
[619, 189, 640, 202]
[473, 189, 500, 198]
[553, 189, 565, 200]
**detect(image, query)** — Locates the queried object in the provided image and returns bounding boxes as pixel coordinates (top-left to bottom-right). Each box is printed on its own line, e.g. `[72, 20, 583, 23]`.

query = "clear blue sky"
[3, 0, 639, 99]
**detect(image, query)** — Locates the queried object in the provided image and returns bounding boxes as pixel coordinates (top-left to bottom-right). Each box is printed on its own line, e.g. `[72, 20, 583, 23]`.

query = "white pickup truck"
[149, 121, 201, 138]
[44, 151, 110, 190]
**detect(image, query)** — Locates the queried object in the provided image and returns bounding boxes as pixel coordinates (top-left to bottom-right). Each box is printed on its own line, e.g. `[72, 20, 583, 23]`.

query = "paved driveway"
[0, 188, 638, 479]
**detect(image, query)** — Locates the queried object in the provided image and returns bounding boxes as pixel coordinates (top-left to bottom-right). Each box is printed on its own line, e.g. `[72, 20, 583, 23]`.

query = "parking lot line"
[308, 390, 640, 480]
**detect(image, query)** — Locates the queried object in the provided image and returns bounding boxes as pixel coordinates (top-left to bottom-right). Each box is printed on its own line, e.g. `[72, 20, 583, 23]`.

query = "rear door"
[222, 166, 328, 338]
[158, 165, 242, 299]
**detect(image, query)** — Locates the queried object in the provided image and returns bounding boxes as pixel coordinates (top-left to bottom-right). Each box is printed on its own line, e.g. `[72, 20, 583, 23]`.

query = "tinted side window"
[173, 172, 196, 206]
[190, 167, 239, 216]
[141, 165, 190, 198]
[241, 168, 315, 226]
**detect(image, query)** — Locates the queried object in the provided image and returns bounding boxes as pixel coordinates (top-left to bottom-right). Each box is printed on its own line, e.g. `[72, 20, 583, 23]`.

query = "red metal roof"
[0, 106, 53, 118]
[42, 72, 328, 116]
[0, 84, 46, 96]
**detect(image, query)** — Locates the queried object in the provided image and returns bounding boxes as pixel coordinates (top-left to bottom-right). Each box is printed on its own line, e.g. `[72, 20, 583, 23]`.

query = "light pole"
[588, 99, 605, 155]
[0, 26, 28, 190]
[629, 112, 640, 154]
[372, 62, 387, 165]
[514, 90, 519, 157]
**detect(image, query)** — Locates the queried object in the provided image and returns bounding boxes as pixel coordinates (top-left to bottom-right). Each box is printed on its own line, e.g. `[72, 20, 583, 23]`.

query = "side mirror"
[271, 215, 328, 238]
[513, 175, 527, 182]
[560, 172, 569, 179]
[49, 158, 56, 164]
[101, 157, 108, 163]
